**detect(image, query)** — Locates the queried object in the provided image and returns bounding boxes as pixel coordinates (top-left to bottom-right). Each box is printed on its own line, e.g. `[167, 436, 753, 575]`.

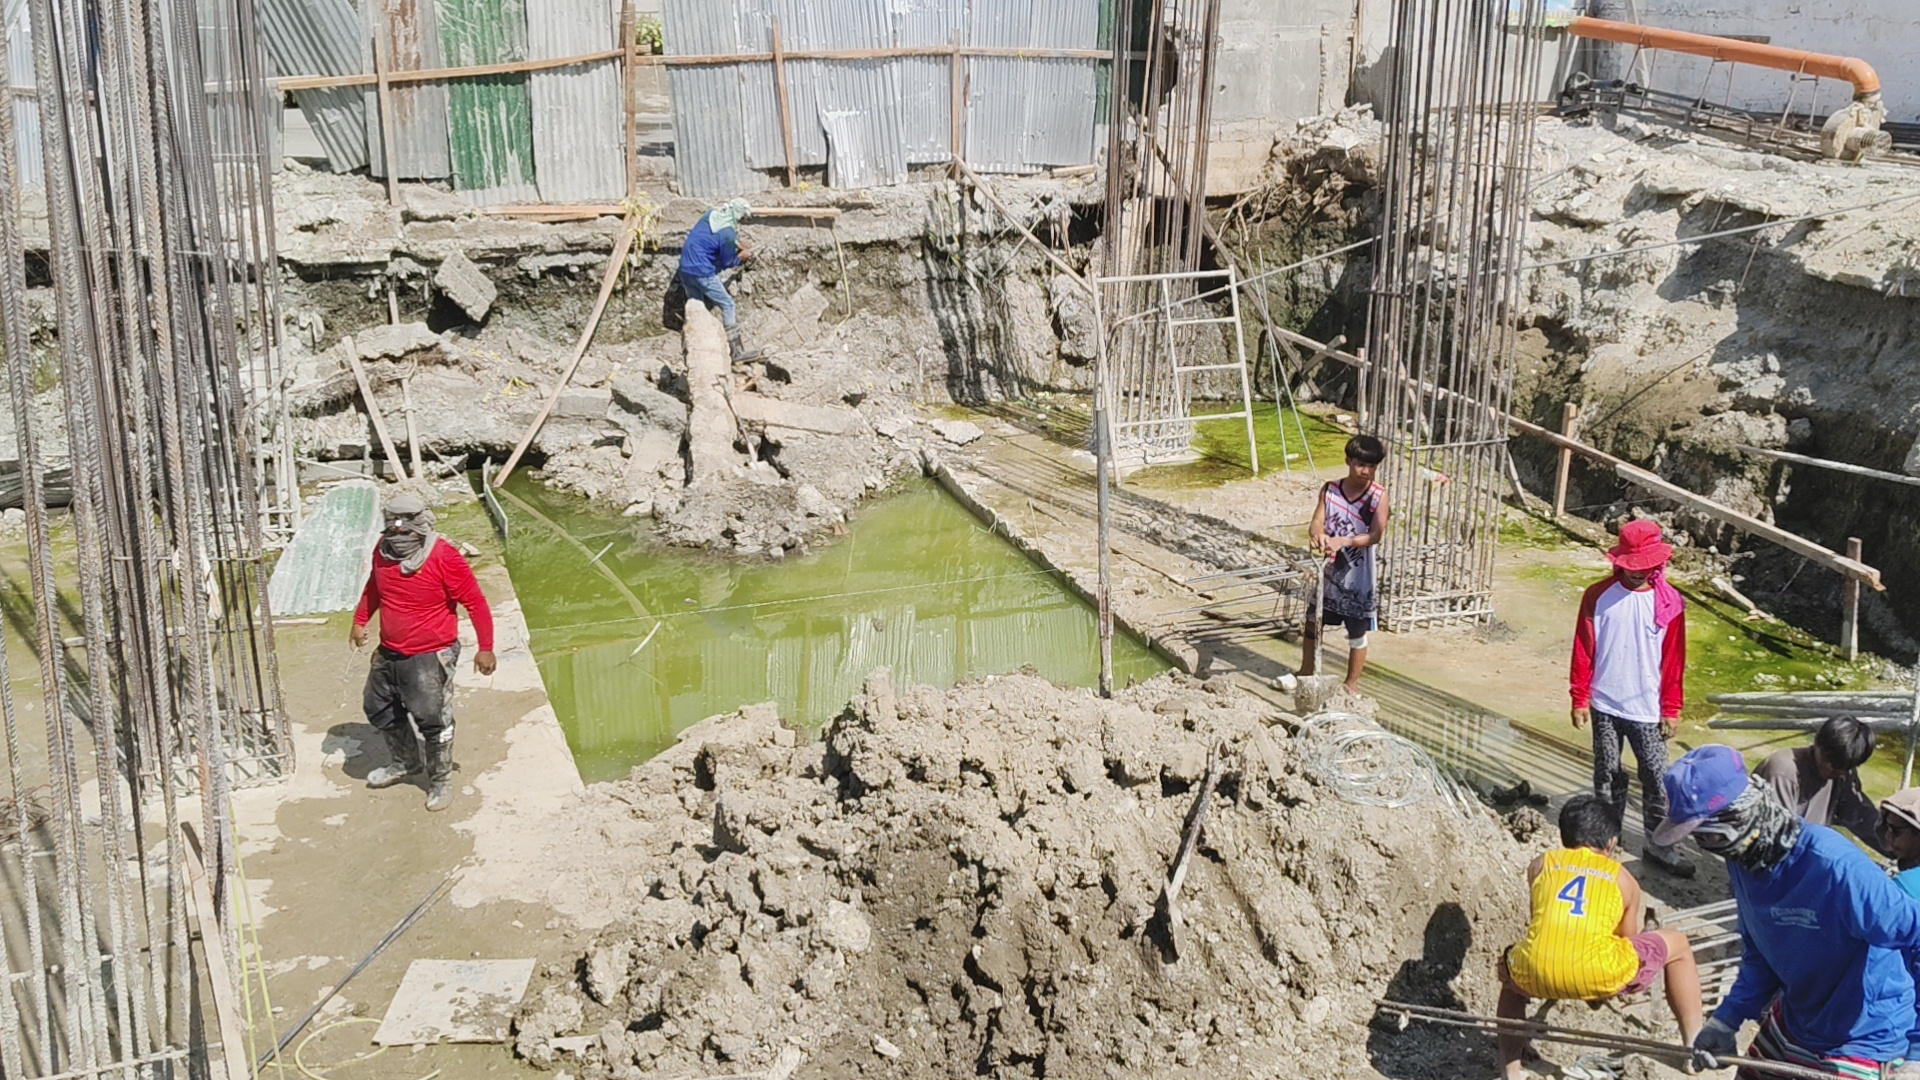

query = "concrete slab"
[374, 958, 534, 1044]
[730, 392, 859, 436]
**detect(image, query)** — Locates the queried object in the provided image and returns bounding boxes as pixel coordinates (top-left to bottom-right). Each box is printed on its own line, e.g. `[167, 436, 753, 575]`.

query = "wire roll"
[1297, 709, 1468, 814]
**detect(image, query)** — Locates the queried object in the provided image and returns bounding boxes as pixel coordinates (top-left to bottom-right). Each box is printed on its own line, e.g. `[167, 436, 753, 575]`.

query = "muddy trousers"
[364, 643, 459, 781]
[1591, 709, 1669, 841]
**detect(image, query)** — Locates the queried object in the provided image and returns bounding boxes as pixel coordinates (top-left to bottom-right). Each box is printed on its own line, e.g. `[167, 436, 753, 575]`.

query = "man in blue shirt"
[1663, 745, 1920, 1079]
[677, 198, 761, 362]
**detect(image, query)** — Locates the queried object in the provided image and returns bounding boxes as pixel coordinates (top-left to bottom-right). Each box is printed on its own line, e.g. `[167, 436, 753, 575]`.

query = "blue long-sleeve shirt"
[1716, 825, 1920, 1061]
[677, 215, 740, 279]
[1894, 866, 1920, 1058]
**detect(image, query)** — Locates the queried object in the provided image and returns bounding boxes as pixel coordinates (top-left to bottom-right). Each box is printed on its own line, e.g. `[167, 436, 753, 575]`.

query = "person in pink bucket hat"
[1570, 518, 1692, 877]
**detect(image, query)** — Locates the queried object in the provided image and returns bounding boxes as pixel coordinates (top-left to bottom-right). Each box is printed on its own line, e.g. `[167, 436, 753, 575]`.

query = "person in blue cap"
[1662, 744, 1920, 1079]
[676, 198, 763, 363]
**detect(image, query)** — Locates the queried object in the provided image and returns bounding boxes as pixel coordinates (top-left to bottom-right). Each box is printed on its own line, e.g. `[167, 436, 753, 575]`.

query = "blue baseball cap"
[1652, 744, 1751, 846]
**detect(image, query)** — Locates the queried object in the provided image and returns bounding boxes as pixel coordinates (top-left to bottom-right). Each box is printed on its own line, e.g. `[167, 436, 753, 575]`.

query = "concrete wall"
[1208, 0, 1357, 194]
[1593, 0, 1919, 124]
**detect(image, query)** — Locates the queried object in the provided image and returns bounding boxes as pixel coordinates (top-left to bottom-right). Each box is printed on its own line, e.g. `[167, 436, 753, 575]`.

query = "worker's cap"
[1883, 788, 1920, 832]
[383, 493, 428, 520]
[1652, 744, 1750, 846]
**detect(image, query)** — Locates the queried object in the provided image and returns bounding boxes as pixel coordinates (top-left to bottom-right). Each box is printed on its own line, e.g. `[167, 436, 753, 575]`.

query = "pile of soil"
[512, 670, 1562, 1078]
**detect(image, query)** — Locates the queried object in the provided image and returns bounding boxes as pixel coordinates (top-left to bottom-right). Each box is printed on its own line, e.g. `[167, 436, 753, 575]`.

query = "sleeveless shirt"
[1506, 847, 1642, 1000]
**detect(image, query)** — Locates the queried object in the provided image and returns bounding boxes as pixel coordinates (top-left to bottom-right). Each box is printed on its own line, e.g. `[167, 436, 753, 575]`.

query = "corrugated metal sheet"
[365, 0, 451, 179]
[438, 0, 538, 201]
[4, 0, 40, 187]
[258, 0, 369, 172]
[668, 0, 1096, 195]
[267, 480, 381, 615]
[528, 0, 625, 202]
[661, 0, 767, 197]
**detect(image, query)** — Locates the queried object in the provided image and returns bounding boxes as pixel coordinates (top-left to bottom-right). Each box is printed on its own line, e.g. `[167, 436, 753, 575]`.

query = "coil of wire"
[1296, 710, 1467, 815]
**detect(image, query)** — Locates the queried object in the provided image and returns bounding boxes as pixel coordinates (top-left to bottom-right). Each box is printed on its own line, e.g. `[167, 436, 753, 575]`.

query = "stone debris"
[512, 670, 1564, 1079]
[435, 251, 499, 323]
[930, 418, 984, 446]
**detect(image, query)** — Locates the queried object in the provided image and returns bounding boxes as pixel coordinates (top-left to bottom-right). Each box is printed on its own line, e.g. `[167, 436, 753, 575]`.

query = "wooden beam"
[772, 16, 797, 187]
[1552, 401, 1578, 519]
[182, 825, 251, 1080]
[951, 157, 1092, 297]
[949, 33, 965, 171]
[370, 2, 400, 206]
[268, 44, 1115, 92]
[1616, 462, 1883, 590]
[494, 216, 638, 488]
[620, 0, 638, 199]
[344, 340, 410, 481]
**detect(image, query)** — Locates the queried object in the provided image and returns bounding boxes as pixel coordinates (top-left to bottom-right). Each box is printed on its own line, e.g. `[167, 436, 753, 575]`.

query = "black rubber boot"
[728, 328, 765, 364]
[424, 736, 454, 812]
[367, 728, 423, 789]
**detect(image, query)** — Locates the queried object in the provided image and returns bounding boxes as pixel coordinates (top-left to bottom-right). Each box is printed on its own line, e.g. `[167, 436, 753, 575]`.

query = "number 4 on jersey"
[1556, 874, 1588, 916]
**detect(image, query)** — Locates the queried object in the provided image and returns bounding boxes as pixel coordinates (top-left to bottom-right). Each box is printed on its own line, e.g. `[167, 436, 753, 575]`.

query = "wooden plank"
[1614, 462, 1882, 590]
[1552, 402, 1578, 519]
[620, 0, 638, 199]
[949, 34, 965, 170]
[371, 3, 401, 205]
[772, 16, 797, 187]
[272, 45, 1112, 92]
[494, 216, 637, 487]
[344, 340, 411, 482]
[182, 825, 251, 1080]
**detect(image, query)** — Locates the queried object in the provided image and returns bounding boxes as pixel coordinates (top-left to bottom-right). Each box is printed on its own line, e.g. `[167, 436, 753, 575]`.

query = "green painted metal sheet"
[268, 480, 382, 615]
[436, 0, 535, 196]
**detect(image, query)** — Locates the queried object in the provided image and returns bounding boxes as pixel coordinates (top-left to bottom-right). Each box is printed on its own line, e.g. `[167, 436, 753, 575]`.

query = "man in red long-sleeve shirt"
[351, 493, 496, 812]
[1570, 519, 1691, 877]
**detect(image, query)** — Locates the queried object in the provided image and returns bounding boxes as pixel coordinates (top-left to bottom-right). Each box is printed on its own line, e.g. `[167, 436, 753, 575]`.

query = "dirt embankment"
[508, 670, 1549, 1079]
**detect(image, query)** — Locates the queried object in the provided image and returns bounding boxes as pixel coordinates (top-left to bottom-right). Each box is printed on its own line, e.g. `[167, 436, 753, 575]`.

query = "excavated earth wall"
[508, 670, 1549, 1080]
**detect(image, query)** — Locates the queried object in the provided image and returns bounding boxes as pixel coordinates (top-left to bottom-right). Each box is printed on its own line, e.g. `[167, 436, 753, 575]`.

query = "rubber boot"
[366, 727, 422, 789]
[728, 327, 765, 364]
[423, 735, 454, 812]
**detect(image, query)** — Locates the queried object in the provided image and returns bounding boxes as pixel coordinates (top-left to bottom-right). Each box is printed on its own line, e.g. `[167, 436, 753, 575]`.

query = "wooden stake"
[495, 216, 638, 488]
[951, 157, 1092, 296]
[402, 374, 423, 480]
[182, 825, 251, 1080]
[621, 0, 638, 199]
[949, 33, 964, 171]
[1552, 401, 1578, 519]
[372, 1, 401, 205]
[344, 339, 410, 481]
[772, 16, 797, 187]
[1842, 537, 1862, 660]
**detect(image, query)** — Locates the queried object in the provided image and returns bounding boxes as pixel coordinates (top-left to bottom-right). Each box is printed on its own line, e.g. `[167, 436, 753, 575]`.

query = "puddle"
[500, 476, 1170, 782]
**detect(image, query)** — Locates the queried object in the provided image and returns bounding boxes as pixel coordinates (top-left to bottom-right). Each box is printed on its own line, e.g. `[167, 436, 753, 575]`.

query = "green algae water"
[501, 476, 1169, 782]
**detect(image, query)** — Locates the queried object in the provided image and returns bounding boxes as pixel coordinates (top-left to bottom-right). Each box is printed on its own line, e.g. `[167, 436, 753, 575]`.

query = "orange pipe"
[1568, 16, 1881, 100]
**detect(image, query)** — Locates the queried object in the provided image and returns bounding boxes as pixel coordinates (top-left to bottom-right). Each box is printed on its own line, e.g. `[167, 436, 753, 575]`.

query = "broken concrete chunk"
[931, 419, 984, 445]
[610, 371, 690, 434]
[730, 393, 859, 436]
[434, 250, 498, 323]
[552, 387, 613, 420]
[872, 1035, 902, 1059]
[583, 939, 634, 1005]
[349, 321, 439, 361]
[400, 185, 470, 223]
[874, 415, 915, 440]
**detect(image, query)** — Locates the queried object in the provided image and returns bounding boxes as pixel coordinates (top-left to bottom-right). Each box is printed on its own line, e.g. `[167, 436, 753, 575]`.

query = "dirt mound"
[514, 671, 1538, 1078]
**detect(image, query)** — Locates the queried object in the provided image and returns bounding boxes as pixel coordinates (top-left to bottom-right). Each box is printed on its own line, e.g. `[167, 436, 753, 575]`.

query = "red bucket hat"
[1607, 519, 1674, 572]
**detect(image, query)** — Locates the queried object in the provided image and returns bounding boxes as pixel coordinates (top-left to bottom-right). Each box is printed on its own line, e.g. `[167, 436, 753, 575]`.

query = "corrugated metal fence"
[666, 0, 1103, 196]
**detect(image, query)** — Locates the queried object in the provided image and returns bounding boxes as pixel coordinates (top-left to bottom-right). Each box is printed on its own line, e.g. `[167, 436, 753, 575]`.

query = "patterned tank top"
[1321, 480, 1383, 619]
[1507, 847, 1641, 1000]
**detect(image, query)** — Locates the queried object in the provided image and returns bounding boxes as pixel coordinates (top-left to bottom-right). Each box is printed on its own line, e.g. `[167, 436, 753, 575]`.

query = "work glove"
[1690, 1016, 1737, 1072]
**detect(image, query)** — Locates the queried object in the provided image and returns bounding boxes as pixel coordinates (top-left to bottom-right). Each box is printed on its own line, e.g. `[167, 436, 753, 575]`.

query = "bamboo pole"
[620, 0, 638, 199]
[494, 216, 638, 488]
[1736, 444, 1920, 488]
[1843, 536, 1862, 660]
[1552, 401, 1577, 518]
[772, 16, 797, 187]
[371, 1, 400, 206]
[343, 339, 409, 481]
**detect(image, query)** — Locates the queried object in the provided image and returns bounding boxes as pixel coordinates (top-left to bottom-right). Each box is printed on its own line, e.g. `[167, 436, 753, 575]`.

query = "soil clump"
[507, 669, 1627, 1079]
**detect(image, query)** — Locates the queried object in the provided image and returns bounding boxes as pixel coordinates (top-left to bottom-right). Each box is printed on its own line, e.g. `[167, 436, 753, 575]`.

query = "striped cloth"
[1741, 1002, 1886, 1080]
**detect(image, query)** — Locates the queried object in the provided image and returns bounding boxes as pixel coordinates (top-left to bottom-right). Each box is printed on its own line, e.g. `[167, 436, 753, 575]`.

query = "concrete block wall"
[1208, 0, 1358, 195]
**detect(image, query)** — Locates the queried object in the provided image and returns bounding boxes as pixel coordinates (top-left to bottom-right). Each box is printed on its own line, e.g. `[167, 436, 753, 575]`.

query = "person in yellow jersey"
[1497, 794, 1707, 1079]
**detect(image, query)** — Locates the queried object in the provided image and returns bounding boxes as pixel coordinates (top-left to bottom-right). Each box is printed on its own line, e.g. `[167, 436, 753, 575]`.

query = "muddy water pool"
[501, 476, 1168, 782]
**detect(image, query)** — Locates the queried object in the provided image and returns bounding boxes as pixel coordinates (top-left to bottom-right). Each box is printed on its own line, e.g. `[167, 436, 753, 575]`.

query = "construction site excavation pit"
[498, 473, 1170, 781]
